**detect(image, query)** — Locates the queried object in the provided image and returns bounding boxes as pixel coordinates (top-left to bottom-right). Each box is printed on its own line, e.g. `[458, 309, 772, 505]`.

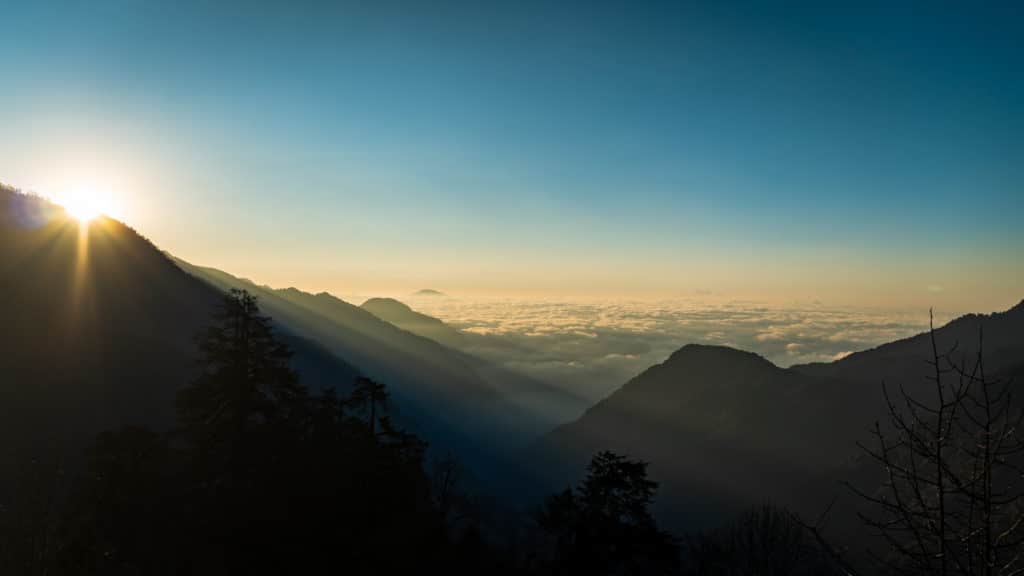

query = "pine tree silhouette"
[175, 289, 309, 572]
[178, 289, 306, 447]
[538, 450, 679, 575]
[349, 376, 389, 438]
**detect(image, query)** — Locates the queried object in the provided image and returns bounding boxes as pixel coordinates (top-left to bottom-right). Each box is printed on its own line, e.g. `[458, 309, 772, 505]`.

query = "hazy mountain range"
[173, 261, 584, 478]
[2, 184, 1021, 533]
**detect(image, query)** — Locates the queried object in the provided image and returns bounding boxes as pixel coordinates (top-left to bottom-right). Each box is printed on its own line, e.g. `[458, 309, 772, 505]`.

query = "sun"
[60, 187, 117, 223]
[65, 197, 101, 222]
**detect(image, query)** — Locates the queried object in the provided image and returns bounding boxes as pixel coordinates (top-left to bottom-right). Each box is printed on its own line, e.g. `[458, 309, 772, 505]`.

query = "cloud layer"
[405, 297, 952, 402]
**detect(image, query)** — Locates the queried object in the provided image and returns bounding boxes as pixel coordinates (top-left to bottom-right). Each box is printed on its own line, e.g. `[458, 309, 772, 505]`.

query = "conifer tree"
[177, 289, 307, 456]
[538, 451, 679, 575]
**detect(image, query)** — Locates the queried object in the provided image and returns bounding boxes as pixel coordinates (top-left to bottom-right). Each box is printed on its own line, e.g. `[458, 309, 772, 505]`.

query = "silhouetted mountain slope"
[360, 296, 586, 424]
[1, 194, 215, 447]
[794, 300, 1024, 386]
[787, 301, 1024, 454]
[0, 186, 359, 489]
[538, 302, 1024, 530]
[174, 261, 577, 479]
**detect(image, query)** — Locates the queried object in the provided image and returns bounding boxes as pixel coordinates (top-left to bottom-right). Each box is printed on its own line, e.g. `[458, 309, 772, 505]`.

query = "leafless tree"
[683, 504, 845, 576]
[849, 311, 1024, 575]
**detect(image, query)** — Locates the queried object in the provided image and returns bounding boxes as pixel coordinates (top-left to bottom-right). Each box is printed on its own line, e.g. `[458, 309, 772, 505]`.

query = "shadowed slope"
[0, 186, 358, 491]
[538, 345, 837, 528]
[0, 191, 218, 440]
[175, 261, 578, 481]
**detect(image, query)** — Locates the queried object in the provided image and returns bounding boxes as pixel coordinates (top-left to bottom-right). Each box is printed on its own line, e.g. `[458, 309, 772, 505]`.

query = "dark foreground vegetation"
[1, 288, 1021, 575]
[0, 290, 675, 574]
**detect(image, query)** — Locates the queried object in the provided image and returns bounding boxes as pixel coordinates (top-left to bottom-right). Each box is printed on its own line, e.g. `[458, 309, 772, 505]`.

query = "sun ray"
[54, 185, 113, 327]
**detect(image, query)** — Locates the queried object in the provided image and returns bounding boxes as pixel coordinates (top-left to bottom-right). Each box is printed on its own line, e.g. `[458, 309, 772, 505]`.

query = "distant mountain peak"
[413, 289, 445, 297]
[361, 297, 444, 327]
[665, 343, 777, 370]
[362, 297, 414, 313]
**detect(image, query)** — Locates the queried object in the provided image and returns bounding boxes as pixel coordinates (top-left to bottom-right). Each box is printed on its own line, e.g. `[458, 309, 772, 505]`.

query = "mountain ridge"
[538, 299, 1024, 529]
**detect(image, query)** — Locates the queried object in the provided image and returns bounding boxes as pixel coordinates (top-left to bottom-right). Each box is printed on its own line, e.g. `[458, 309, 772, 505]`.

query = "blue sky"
[1, 1, 1021, 308]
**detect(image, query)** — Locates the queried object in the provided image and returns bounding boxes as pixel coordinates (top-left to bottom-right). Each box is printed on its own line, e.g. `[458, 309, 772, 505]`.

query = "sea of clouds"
[403, 296, 954, 402]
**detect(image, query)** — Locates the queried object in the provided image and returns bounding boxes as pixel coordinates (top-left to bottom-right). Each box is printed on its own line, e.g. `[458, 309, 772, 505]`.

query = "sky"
[1, 0, 1021, 310]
